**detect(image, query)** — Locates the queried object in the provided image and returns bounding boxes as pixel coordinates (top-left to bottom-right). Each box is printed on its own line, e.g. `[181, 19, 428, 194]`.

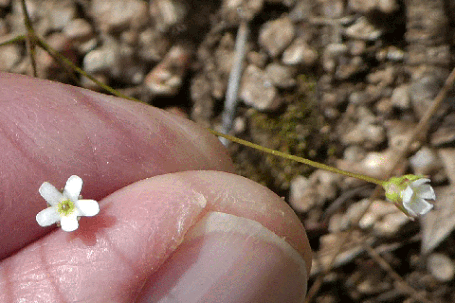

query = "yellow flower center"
[57, 199, 75, 216]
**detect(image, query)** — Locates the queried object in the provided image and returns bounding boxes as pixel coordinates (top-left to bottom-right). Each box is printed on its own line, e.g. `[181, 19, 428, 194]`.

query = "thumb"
[0, 171, 311, 303]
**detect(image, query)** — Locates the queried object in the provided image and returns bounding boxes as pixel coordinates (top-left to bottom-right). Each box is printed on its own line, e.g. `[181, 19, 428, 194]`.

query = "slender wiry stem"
[210, 129, 385, 186]
[0, 34, 25, 47]
[21, 0, 37, 77]
[36, 38, 142, 102]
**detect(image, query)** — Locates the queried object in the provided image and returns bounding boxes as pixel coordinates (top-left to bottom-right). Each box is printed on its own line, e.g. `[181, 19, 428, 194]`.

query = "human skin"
[0, 73, 312, 302]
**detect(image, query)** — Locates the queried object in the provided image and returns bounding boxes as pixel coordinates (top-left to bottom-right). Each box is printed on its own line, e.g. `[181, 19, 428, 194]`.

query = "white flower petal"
[36, 207, 60, 226]
[64, 175, 83, 202]
[418, 185, 436, 200]
[76, 199, 100, 216]
[60, 215, 79, 232]
[39, 182, 64, 206]
[402, 186, 414, 204]
[403, 202, 417, 217]
[410, 197, 434, 215]
[411, 178, 430, 187]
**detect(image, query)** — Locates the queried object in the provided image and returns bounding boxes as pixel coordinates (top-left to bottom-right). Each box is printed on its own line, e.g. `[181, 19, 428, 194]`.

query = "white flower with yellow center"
[36, 175, 100, 232]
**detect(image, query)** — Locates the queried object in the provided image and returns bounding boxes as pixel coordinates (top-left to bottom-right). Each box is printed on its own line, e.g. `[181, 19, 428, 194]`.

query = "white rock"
[259, 16, 295, 57]
[410, 147, 442, 176]
[345, 16, 383, 41]
[290, 170, 341, 213]
[90, 0, 150, 32]
[63, 18, 94, 41]
[222, 0, 264, 22]
[265, 62, 296, 88]
[0, 44, 21, 71]
[349, 0, 398, 14]
[289, 175, 312, 212]
[240, 65, 280, 111]
[282, 38, 318, 66]
[427, 253, 455, 282]
[150, 0, 188, 32]
[145, 45, 192, 96]
[391, 84, 411, 109]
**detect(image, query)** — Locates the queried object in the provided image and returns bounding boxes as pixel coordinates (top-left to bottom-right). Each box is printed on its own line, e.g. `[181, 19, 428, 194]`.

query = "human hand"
[0, 73, 311, 302]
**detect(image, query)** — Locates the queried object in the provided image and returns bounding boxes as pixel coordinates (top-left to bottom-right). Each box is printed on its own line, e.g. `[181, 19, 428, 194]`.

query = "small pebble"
[265, 62, 296, 88]
[239, 64, 280, 111]
[282, 38, 318, 66]
[427, 253, 455, 282]
[259, 16, 295, 57]
[345, 16, 383, 41]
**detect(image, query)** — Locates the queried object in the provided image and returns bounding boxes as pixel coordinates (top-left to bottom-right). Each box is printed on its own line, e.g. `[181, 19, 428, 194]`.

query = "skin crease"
[0, 73, 312, 302]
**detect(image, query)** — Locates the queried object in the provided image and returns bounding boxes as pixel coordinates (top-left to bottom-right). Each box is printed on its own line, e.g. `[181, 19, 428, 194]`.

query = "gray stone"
[289, 175, 312, 213]
[391, 84, 410, 109]
[282, 38, 318, 66]
[215, 33, 235, 75]
[341, 107, 386, 148]
[349, 0, 398, 14]
[63, 18, 94, 41]
[343, 145, 367, 162]
[247, 51, 268, 68]
[335, 56, 365, 80]
[259, 16, 295, 57]
[0, 44, 21, 71]
[427, 253, 455, 282]
[222, 0, 264, 23]
[409, 147, 443, 177]
[0, 0, 11, 8]
[265, 62, 296, 88]
[290, 170, 342, 213]
[90, 0, 150, 32]
[145, 44, 192, 96]
[320, 0, 344, 18]
[331, 199, 409, 237]
[367, 66, 395, 86]
[44, 0, 77, 31]
[376, 46, 405, 62]
[138, 28, 171, 62]
[239, 65, 280, 111]
[322, 43, 348, 73]
[149, 0, 188, 32]
[384, 120, 417, 151]
[83, 39, 120, 75]
[345, 16, 383, 41]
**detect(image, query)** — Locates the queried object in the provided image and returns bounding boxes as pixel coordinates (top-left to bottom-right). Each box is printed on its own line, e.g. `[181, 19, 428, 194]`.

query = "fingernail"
[137, 212, 308, 303]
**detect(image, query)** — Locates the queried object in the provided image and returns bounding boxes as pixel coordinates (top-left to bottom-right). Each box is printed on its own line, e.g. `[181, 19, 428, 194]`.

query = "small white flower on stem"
[36, 175, 99, 232]
[401, 178, 435, 217]
[383, 174, 435, 218]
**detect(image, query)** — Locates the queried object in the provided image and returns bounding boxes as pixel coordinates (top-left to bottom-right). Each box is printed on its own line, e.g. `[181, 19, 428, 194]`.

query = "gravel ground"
[2, 0, 455, 302]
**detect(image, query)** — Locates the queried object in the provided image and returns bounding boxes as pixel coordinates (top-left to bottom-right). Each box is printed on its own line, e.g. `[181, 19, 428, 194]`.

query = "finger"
[0, 73, 234, 260]
[0, 171, 311, 303]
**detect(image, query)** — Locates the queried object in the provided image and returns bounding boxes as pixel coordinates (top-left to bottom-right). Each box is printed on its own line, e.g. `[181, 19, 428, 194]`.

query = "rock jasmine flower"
[383, 174, 435, 218]
[36, 175, 100, 232]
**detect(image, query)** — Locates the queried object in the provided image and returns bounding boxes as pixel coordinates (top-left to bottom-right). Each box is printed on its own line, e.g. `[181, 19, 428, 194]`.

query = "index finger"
[0, 72, 234, 260]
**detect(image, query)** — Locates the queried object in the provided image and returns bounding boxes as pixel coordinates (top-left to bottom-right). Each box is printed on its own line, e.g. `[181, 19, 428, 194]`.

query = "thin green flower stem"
[21, 0, 37, 77]
[0, 34, 25, 47]
[36, 38, 144, 103]
[210, 129, 385, 186]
